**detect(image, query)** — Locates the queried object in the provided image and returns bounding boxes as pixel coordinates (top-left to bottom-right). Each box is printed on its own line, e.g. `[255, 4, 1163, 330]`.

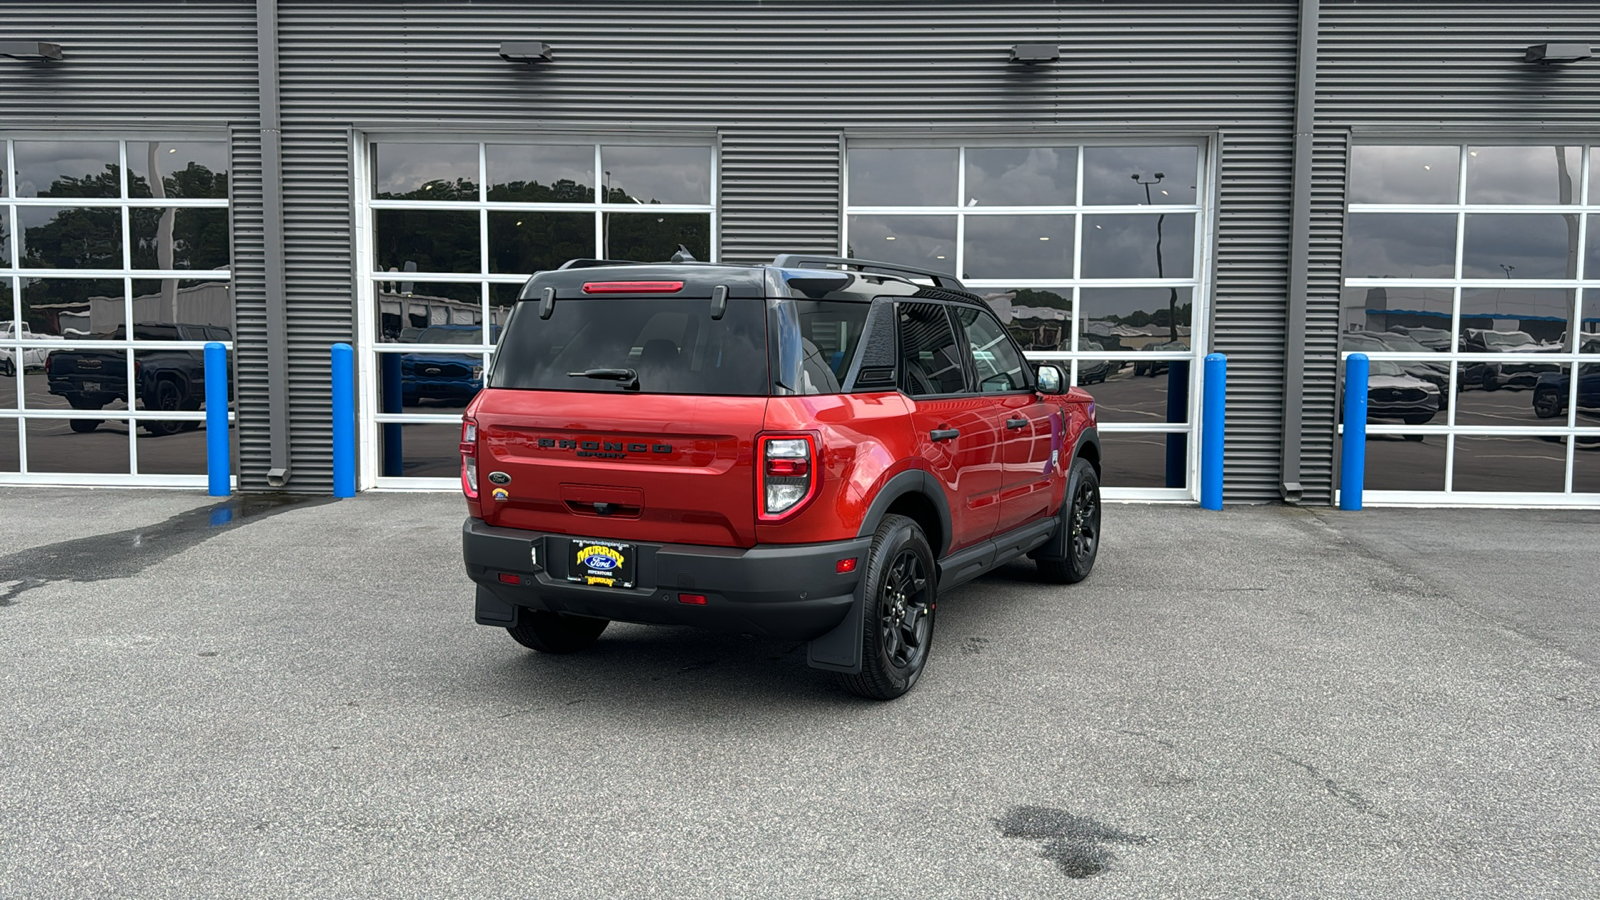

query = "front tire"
[838, 514, 937, 701]
[1534, 390, 1563, 419]
[1038, 457, 1102, 585]
[69, 418, 100, 434]
[141, 380, 186, 437]
[506, 610, 609, 654]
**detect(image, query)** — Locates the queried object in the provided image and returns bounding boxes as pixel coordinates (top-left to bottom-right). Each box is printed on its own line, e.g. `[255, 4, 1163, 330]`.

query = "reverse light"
[581, 281, 685, 294]
[460, 418, 479, 499]
[758, 433, 820, 521]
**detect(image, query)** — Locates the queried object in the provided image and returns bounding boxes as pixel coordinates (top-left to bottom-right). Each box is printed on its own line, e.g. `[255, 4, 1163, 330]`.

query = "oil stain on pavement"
[0, 493, 331, 607]
[995, 805, 1153, 878]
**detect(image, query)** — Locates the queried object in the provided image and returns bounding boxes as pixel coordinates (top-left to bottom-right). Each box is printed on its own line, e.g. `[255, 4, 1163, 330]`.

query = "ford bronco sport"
[461, 254, 1102, 699]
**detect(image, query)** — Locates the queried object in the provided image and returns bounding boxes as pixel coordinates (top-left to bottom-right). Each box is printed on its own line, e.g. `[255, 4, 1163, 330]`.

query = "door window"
[896, 303, 966, 396]
[953, 307, 1030, 392]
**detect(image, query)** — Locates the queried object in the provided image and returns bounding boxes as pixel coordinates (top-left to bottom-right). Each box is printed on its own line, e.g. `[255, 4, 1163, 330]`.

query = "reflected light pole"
[1132, 172, 1179, 342]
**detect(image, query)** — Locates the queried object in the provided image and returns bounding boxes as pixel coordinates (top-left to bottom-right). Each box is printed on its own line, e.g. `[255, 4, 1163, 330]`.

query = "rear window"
[769, 299, 872, 395]
[489, 297, 769, 395]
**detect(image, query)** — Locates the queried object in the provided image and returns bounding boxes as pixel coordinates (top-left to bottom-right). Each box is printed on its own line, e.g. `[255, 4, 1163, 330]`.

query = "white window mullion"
[954, 147, 966, 280]
[120, 141, 139, 476]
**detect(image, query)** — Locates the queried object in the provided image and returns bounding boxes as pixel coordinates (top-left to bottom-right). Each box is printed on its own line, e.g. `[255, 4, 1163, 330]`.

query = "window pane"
[1465, 146, 1581, 205]
[846, 215, 956, 271]
[19, 207, 123, 269]
[486, 144, 594, 203]
[1574, 438, 1600, 494]
[1460, 288, 1572, 348]
[1585, 215, 1600, 280]
[1348, 145, 1459, 204]
[1, 215, 10, 266]
[130, 208, 230, 270]
[1, 348, 15, 408]
[1452, 435, 1566, 492]
[1089, 360, 1190, 424]
[1082, 146, 1197, 206]
[396, 346, 488, 410]
[129, 279, 234, 332]
[896, 303, 965, 396]
[1362, 434, 1446, 492]
[132, 347, 213, 451]
[135, 417, 208, 475]
[127, 141, 228, 200]
[952, 306, 1029, 392]
[1456, 361, 1570, 427]
[1343, 214, 1457, 278]
[1461, 214, 1579, 280]
[1341, 287, 1454, 343]
[373, 143, 478, 200]
[964, 147, 1076, 207]
[1080, 287, 1192, 351]
[963, 215, 1074, 279]
[847, 148, 957, 207]
[491, 283, 521, 335]
[1580, 290, 1600, 352]
[0, 419, 17, 472]
[374, 209, 480, 273]
[1360, 358, 1444, 426]
[488, 211, 594, 274]
[983, 287, 1071, 352]
[23, 279, 125, 338]
[24, 417, 131, 473]
[14, 141, 120, 198]
[379, 422, 466, 477]
[1081, 214, 1195, 279]
[375, 280, 482, 342]
[600, 146, 710, 205]
[1098, 431, 1187, 489]
[603, 212, 710, 264]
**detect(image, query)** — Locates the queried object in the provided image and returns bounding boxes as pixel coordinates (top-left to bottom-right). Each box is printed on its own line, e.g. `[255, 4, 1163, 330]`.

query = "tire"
[1038, 457, 1102, 585]
[1403, 434, 1425, 442]
[1481, 367, 1500, 392]
[506, 610, 609, 654]
[1534, 390, 1563, 419]
[837, 514, 937, 701]
[69, 419, 100, 434]
[1402, 414, 1433, 425]
[0, 356, 13, 378]
[141, 380, 186, 437]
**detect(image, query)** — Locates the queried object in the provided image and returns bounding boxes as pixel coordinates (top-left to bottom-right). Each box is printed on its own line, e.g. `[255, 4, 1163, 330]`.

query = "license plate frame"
[568, 539, 635, 589]
[82, 381, 102, 393]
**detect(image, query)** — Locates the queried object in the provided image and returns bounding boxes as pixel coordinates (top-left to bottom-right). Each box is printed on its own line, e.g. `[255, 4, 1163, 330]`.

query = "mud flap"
[805, 584, 865, 674]
[1028, 506, 1069, 562]
[474, 584, 519, 627]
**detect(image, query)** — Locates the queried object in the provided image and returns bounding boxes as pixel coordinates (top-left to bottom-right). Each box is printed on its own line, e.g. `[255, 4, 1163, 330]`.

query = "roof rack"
[769, 254, 966, 291]
[556, 258, 645, 270]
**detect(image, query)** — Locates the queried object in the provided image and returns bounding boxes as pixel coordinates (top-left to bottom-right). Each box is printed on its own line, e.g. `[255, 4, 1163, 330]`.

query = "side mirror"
[1035, 364, 1065, 395]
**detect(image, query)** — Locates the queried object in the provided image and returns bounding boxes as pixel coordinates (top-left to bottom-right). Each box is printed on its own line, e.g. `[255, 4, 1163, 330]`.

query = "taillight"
[460, 418, 479, 499]
[758, 433, 820, 521]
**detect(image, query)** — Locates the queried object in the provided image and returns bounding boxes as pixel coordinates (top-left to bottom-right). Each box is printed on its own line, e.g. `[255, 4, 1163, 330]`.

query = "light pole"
[1132, 172, 1178, 342]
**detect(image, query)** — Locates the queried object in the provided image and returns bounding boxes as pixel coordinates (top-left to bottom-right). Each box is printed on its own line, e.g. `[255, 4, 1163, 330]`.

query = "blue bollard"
[1340, 353, 1369, 511]
[1200, 353, 1226, 510]
[332, 343, 356, 498]
[203, 341, 230, 497]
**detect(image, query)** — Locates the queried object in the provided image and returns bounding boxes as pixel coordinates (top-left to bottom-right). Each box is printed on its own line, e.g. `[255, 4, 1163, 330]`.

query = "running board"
[936, 517, 1058, 592]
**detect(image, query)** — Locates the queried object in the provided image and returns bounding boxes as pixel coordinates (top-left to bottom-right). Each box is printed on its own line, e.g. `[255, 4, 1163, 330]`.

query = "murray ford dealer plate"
[569, 539, 635, 589]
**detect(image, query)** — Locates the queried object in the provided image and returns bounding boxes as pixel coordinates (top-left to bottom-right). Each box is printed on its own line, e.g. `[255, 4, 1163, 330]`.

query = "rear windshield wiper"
[567, 367, 639, 390]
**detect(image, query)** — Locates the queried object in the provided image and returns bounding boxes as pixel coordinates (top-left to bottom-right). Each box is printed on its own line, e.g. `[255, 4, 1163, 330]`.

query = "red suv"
[461, 255, 1102, 699]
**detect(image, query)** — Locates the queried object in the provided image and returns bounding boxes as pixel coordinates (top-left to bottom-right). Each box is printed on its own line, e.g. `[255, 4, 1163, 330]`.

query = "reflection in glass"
[1363, 433, 1446, 492]
[385, 340, 489, 409]
[1586, 215, 1600, 282]
[131, 208, 230, 270]
[489, 211, 594, 274]
[1, 350, 16, 407]
[1359, 359, 1442, 426]
[373, 143, 478, 200]
[24, 417, 132, 473]
[1452, 435, 1566, 492]
[847, 148, 957, 207]
[0, 419, 17, 471]
[964, 147, 1076, 206]
[127, 141, 229, 200]
[1080, 287, 1192, 349]
[374, 281, 482, 342]
[1097, 431, 1186, 489]
[1580, 289, 1600, 352]
[600, 146, 711, 205]
[380, 422, 468, 477]
[134, 348, 212, 439]
[1465, 146, 1580, 205]
[1081, 146, 1197, 205]
[126, 281, 234, 335]
[22, 279, 125, 338]
[486, 144, 593, 202]
[19, 206, 122, 269]
[13, 141, 120, 198]
[846, 215, 956, 272]
[1459, 288, 1572, 349]
[1343, 214, 1456, 278]
[962, 215, 1074, 279]
[374, 209, 480, 273]
[490, 283, 522, 332]
[2, 217, 10, 266]
[1573, 438, 1600, 494]
[980, 287, 1070, 352]
[603, 213, 710, 263]
[1454, 361, 1570, 427]
[1085, 365, 1189, 424]
[1339, 287, 1454, 343]
[136, 419, 207, 475]
[1080, 214, 1195, 279]
[1461, 214, 1579, 280]
[1348, 145, 1459, 204]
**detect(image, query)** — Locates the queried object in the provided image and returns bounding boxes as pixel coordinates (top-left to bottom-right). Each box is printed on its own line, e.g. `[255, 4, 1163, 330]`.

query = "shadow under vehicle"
[400, 324, 497, 406]
[44, 323, 232, 436]
[1366, 359, 1440, 438]
[1387, 324, 1453, 353]
[1132, 340, 1188, 377]
[1342, 330, 1452, 407]
[1459, 328, 1562, 391]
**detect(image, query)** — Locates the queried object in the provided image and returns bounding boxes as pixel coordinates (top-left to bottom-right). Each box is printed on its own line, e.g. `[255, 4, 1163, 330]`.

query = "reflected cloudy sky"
[1344, 213, 1456, 278]
[1465, 146, 1581, 205]
[964, 147, 1075, 206]
[374, 143, 479, 197]
[1349, 146, 1460, 204]
[1461, 214, 1579, 279]
[1081, 214, 1195, 279]
[1082, 146, 1197, 206]
[487, 144, 593, 201]
[599, 146, 711, 205]
[846, 215, 955, 271]
[13, 141, 120, 197]
[963, 215, 1074, 278]
[847, 149, 957, 207]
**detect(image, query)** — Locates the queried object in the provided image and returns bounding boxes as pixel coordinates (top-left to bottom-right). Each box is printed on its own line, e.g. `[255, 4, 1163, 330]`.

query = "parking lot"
[1, 490, 1597, 898]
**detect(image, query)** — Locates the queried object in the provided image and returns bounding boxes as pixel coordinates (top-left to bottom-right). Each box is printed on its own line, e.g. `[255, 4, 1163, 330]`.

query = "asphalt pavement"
[1, 490, 1597, 898]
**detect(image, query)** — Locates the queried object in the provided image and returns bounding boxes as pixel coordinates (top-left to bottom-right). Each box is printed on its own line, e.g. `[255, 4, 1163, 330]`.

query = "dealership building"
[3, 1, 1599, 506]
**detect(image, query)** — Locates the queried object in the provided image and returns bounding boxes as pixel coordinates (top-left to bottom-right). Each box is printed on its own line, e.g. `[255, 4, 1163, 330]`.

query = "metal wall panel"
[719, 132, 842, 265]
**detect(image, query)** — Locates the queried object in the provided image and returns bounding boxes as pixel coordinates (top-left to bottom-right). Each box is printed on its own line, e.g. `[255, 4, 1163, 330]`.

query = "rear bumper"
[462, 517, 869, 640]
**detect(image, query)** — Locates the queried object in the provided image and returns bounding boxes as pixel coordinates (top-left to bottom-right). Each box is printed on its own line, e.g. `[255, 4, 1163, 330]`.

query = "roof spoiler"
[770, 254, 965, 291]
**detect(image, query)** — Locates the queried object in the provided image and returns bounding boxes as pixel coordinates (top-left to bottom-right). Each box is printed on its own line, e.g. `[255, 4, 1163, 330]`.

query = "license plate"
[569, 539, 635, 589]
[82, 381, 101, 392]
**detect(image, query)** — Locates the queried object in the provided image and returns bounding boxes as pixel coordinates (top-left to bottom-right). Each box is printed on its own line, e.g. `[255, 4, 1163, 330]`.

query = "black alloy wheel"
[142, 380, 186, 437]
[839, 514, 937, 701]
[1533, 390, 1563, 419]
[1037, 456, 1101, 584]
[877, 549, 933, 673]
[1067, 471, 1100, 572]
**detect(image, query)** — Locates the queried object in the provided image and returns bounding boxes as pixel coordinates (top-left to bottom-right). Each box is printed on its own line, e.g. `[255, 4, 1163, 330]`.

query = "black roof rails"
[770, 254, 966, 291]
[557, 258, 644, 270]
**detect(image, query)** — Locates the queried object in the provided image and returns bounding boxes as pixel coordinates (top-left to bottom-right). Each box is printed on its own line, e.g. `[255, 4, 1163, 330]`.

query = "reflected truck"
[1367, 359, 1440, 433]
[1459, 329, 1562, 392]
[400, 324, 497, 406]
[44, 323, 232, 436]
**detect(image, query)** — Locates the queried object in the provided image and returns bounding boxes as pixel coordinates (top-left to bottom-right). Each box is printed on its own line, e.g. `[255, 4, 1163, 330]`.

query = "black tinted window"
[770, 300, 871, 394]
[953, 307, 1030, 392]
[897, 303, 967, 396]
[491, 297, 768, 395]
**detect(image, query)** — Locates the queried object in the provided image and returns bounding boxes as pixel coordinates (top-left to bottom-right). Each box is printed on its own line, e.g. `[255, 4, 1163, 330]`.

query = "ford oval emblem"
[581, 554, 617, 571]
[488, 471, 511, 485]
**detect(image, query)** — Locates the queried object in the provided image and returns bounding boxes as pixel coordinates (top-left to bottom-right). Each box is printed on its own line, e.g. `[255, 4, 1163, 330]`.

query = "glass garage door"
[354, 137, 716, 488]
[1, 136, 234, 487]
[845, 140, 1212, 501]
[1342, 143, 1600, 504]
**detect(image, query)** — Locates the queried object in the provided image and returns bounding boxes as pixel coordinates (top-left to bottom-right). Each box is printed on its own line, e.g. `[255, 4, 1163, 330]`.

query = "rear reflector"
[678, 593, 708, 605]
[498, 573, 520, 585]
[836, 558, 858, 574]
[581, 281, 685, 294]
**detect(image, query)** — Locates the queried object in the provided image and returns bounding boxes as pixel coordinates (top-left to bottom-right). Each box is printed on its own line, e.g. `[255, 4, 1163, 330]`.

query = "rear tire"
[1038, 457, 1101, 585]
[69, 418, 100, 434]
[1534, 390, 1562, 419]
[506, 610, 609, 654]
[838, 514, 937, 701]
[141, 380, 186, 437]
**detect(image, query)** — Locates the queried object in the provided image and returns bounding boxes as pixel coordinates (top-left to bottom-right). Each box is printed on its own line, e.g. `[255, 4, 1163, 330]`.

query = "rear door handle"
[1005, 418, 1029, 429]
[929, 428, 960, 442]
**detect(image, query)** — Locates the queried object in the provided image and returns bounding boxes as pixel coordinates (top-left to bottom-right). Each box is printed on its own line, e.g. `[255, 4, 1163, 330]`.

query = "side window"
[954, 307, 1031, 392]
[897, 303, 967, 396]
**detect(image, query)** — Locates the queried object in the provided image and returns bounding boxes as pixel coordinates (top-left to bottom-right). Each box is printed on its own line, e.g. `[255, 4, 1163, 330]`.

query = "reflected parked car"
[1132, 340, 1188, 377]
[1342, 331, 1451, 407]
[1366, 359, 1440, 430]
[1386, 324, 1453, 352]
[1459, 328, 1561, 391]
[1532, 342, 1600, 420]
[1078, 340, 1112, 385]
[400, 324, 497, 406]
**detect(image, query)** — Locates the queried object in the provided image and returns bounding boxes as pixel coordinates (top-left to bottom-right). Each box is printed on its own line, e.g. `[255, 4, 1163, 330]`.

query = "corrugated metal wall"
[1308, 1, 1600, 502]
